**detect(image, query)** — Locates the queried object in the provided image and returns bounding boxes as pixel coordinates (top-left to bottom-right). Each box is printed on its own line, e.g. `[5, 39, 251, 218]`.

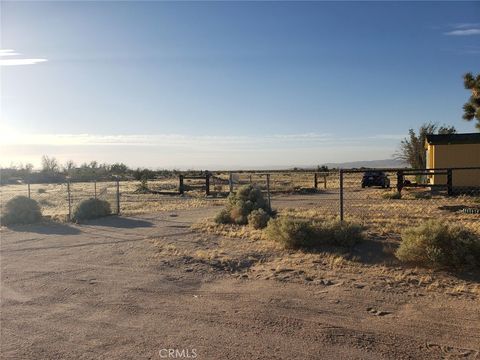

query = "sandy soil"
[1, 204, 479, 359]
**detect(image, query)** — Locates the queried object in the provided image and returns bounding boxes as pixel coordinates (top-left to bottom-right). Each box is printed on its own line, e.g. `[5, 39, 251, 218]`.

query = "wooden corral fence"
[177, 171, 330, 196]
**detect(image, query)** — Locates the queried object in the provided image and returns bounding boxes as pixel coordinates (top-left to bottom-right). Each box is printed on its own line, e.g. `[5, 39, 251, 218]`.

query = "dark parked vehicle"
[361, 171, 390, 188]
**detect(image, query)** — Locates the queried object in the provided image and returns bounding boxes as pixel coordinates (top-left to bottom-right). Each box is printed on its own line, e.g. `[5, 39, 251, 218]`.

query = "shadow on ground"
[5, 221, 82, 235]
[83, 216, 154, 229]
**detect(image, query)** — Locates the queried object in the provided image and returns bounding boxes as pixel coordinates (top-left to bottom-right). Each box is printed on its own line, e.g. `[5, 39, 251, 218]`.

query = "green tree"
[396, 123, 456, 169]
[462, 72, 480, 130]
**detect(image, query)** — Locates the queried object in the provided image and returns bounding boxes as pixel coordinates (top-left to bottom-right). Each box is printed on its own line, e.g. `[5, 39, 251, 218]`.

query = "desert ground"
[1, 194, 479, 359]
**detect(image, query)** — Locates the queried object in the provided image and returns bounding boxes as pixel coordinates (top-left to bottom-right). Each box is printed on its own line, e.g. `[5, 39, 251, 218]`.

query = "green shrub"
[248, 209, 270, 229]
[134, 177, 151, 194]
[382, 191, 402, 200]
[214, 209, 232, 224]
[266, 217, 316, 249]
[396, 220, 480, 269]
[1, 196, 42, 225]
[266, 217, 363, 250]
[73, 198, 111, 222]
[214, 185, 272, 226]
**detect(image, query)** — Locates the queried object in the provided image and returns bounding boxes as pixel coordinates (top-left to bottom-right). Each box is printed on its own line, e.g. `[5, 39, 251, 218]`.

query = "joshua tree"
[462, 72, 480, 130]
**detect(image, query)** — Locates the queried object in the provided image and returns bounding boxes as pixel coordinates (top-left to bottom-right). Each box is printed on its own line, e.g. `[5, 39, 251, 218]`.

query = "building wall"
[428, 143, 480, 187]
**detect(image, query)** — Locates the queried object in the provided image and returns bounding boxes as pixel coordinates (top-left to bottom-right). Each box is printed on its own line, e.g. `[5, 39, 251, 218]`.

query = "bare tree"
[41, 155, 59, 174]
[395, 123, 456, 168]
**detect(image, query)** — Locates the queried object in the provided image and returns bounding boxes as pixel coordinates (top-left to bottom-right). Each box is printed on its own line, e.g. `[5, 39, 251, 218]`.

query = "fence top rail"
[340, 167, 480, 173]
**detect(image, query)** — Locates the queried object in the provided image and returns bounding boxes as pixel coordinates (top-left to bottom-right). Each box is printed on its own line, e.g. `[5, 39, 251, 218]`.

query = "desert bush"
[396, 220, 480, 269]
[382, 191, 402, 200]
[247, 208, 270, 229]
[214, 209, 232, 224]
[266, 217, 316, 249]
[134, 177, 151, 194]
[73, 198, 111, 221]
[214, 185, 272, 225]
[266, 217, 363, 249]
[37, 188, 47, 194]
[1, 196, 42, 225]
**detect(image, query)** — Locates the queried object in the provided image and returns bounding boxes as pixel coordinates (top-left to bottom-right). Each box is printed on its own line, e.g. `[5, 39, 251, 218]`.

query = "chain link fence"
[1, 168, 479, 234]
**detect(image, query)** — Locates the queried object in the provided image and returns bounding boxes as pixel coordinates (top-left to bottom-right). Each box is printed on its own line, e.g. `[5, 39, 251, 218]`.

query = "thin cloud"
[445, 28, 480, 36]
[0, 48, 47, 66]
[0, 49, 20, 56]
[453, 23, 480, 29]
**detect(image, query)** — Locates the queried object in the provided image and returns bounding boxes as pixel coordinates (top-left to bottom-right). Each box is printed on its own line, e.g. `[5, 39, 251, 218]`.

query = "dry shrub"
[214, 185, 272, 226]
[73, 198, 112, 222]
[266, 217, 363, 250]
[247, 209, 270, 229]
[396, 220, 480, 269]
[1, 196, 42, 225]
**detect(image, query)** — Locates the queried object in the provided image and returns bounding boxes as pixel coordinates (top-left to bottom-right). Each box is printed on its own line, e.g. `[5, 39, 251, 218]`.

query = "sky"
[0, 1, 479, 169]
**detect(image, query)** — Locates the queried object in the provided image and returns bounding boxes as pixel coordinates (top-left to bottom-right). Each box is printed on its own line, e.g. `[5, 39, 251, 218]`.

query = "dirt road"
[1, 207, 479, 359]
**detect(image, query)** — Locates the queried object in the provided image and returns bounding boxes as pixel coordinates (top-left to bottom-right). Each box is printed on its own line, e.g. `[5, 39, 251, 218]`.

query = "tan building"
[425, 133, 480, 187]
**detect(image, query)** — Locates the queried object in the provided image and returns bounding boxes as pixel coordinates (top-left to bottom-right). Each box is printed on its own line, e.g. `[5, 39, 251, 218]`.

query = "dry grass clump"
[266, 217, 363, 250]
[396, 220, 480, 269]
[214, 185, 273, 228]
[73, 198, 112, 222]
[1, 196, 42, 225]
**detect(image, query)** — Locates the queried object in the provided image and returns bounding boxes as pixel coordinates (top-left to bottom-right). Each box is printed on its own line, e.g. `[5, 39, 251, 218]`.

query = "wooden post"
[229, 172, 233, 193]
[27, 181, 31, 199]
[314, 173, 318, 189]
[396, 170, 404, 194]
[324, 175, 327, 189]
[339, 170, 344, 222]
[67, 180, 72, 221]
[179, 175, 184, 195]
[116, 178, 120, 215]
[447, 168, 453, 196]
[94, 179, 97, 200]
[205, 173, 210, 196]
[266, 174, 271, 212]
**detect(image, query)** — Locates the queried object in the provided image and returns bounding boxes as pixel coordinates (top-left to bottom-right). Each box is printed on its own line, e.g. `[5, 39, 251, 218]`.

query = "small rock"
[321, 279, 333, 286]
[375, 311, 391, 316]
[239, 274, 248, 279]
[185, 268, 194, 272]
[353, 283, 365, 289]
[305, 276, 314, 282]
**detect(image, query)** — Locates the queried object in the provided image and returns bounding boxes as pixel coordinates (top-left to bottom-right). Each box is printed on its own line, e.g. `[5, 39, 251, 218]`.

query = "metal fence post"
[67, 180, 72, 221]
[27, 181, 31, 199]
[229, 172, 233, 194]
[266, 174, 271, 212]
[94, 179, 97, 200]
[116, 178, 120, 215]
[339, 169, 344, 222]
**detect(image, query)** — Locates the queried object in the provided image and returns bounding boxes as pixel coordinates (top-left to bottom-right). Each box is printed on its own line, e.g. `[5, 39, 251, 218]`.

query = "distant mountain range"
[321, 158, 408, 169]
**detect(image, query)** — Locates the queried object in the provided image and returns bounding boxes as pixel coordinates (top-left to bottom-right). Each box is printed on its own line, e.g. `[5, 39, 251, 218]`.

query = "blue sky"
[1, 1, 479, 169]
